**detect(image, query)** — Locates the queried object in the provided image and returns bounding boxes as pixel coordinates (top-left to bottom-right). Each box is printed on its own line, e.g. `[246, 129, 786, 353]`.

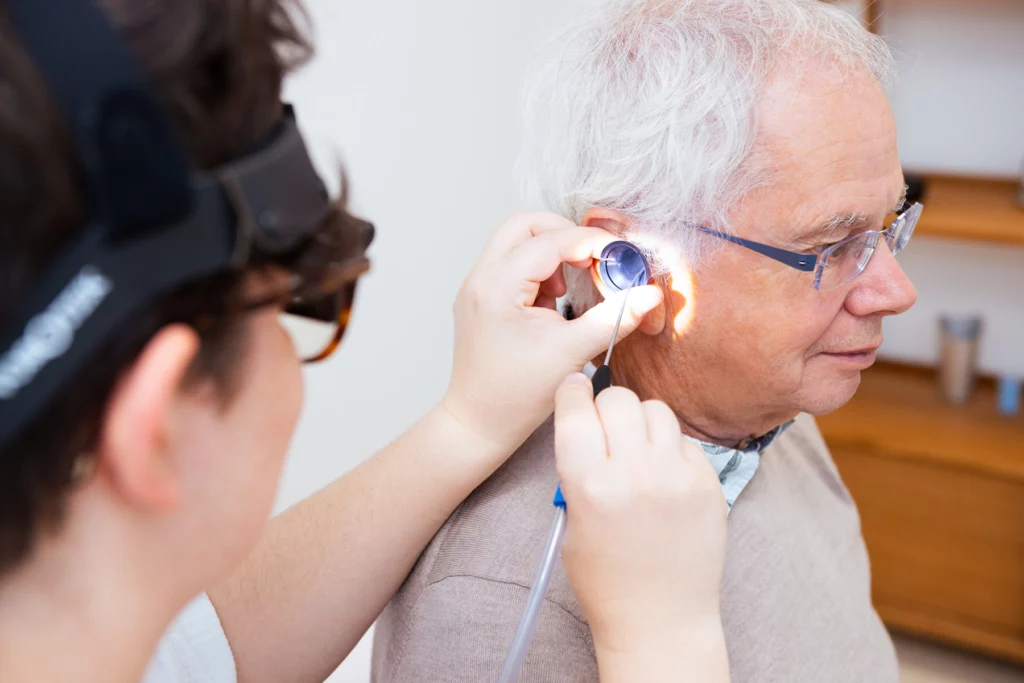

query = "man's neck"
[600, 359, 792, 449]
[0, 526, 183, 683]
[673, 412, 788, 449]
[674, 417, 748, 449]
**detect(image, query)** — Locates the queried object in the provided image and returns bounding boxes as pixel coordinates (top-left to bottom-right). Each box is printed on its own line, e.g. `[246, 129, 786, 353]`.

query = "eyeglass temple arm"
[695, 227, 818, 272]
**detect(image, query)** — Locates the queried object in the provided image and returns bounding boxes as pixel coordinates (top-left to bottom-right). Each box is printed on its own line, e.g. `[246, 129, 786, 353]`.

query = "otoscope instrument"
[496, 241, 651, 683]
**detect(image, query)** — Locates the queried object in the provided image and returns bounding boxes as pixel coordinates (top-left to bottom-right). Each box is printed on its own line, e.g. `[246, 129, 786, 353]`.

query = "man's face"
[615, 63, 916, 442]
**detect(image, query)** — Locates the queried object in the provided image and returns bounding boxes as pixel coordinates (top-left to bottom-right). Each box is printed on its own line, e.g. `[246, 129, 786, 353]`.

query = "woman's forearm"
[594, 617, 731, 683]
[208, 403, 512, 683]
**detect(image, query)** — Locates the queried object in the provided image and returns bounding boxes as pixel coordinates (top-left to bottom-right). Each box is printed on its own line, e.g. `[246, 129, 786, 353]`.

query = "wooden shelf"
[817, 361, 1024, 482]
[831, 1, 1024, 35]
[909, 174, 1024, 247]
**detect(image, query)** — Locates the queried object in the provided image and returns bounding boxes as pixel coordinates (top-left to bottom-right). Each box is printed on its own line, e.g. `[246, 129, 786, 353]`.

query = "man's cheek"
[751, 295, 811, 353]
[801, 294, 849, 352]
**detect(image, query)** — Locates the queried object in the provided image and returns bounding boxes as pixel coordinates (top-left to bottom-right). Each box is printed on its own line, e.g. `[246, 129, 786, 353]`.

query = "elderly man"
[372, 0, 919, 681]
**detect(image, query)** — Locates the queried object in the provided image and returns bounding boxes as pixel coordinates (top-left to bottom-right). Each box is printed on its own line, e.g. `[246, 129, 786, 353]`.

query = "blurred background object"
[938, 315, 982, 404]
[997, 375, 1022, 416]
[265, 1, 1024, 680]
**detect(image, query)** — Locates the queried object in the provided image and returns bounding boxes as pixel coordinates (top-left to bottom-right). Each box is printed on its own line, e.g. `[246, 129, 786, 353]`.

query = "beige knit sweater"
[372, 413, 898, 683]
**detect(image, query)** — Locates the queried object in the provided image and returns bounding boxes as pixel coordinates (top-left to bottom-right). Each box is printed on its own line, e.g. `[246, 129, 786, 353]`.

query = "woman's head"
[0, 0, 355, 589]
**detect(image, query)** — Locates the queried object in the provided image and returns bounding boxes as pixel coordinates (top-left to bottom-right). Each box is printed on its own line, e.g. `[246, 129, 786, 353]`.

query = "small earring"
[71, 453, 97, 484]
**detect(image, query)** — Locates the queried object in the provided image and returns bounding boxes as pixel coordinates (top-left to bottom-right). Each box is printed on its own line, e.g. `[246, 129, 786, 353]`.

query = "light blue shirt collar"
[688, 421, 792, 510]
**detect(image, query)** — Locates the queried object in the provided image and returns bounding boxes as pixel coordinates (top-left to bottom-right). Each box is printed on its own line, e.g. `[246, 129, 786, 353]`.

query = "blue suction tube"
[496, 504, 567, 683]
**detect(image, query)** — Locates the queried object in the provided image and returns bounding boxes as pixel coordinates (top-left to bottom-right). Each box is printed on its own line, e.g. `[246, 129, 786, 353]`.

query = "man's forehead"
[740, 58, 902, 242]
[748, 174, 907, 247]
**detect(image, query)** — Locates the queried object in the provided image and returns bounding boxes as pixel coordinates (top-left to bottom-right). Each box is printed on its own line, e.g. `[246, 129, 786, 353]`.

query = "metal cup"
[938, 315, 982, 404]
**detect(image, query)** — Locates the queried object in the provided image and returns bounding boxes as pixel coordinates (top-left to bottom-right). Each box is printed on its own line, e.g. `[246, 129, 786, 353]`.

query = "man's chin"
[801, 359, 867, 416]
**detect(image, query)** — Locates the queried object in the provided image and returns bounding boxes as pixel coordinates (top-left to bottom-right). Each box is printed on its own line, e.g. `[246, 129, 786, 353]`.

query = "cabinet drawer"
[830, 443, 1024, 662]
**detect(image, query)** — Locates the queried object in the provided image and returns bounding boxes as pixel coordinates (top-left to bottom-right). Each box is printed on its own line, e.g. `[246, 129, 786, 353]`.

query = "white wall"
[274, 2, 1024, 681]
[276, 0, 604, 510]
[884, 0, 1024, 177]
[275, 1, 586, 680]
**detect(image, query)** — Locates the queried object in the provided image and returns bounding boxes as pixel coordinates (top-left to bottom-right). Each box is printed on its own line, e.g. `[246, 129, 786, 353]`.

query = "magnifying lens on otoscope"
[591, 241, 653, 394]
[496, 241, 651, 683]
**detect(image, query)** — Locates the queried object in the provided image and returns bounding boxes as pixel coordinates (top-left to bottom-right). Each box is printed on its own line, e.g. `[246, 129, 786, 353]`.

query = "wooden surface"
[817, 362, 1024, 482]
[910, 174, 1024, 246]
[819, 363, 1024, 664]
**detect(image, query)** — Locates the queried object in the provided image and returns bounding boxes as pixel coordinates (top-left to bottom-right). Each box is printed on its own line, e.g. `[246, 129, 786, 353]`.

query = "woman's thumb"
[568, 285, 664, 360]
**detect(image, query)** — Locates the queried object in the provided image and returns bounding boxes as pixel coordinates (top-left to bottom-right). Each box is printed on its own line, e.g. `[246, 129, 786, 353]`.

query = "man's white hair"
[516, 0, 896, 306]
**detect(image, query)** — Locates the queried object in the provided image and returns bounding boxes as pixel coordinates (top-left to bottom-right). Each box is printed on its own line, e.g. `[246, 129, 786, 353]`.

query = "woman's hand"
[554, 374, 731, 682]
[441, 211, 663, 456]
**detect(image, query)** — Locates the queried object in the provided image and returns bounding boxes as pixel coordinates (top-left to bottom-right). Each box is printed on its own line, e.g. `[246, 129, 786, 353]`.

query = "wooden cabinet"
[817, 364, 1024, 664]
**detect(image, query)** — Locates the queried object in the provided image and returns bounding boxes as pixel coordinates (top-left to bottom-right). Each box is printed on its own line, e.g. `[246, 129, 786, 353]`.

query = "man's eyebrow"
[794, 183, 911, 245]
[822, 212, 871, 234]
[893, 183, 909, 213]
[794, 212, 872, 245]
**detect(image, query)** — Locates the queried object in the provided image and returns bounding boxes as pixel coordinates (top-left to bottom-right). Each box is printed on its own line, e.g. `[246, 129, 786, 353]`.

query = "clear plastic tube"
[496, 506, 567, 683]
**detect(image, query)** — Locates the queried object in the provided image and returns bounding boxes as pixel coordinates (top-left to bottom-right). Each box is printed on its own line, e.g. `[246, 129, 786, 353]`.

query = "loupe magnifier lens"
[598, 241, 650, 291]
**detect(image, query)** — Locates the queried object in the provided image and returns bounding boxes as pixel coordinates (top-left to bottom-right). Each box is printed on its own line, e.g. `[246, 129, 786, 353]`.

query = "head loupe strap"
[7, 0, 193, 235]
[0, 0, 334, 449]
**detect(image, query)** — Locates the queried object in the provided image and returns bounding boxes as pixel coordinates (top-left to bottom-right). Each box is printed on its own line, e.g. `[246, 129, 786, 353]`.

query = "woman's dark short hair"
[0, 0, 343, 575]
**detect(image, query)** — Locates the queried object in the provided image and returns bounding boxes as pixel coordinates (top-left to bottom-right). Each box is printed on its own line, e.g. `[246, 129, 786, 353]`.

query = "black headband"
[0, 0, 334, 448]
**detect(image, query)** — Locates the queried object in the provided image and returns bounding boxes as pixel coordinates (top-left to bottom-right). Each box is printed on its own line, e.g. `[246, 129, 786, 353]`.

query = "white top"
[143, 593, 237, 683]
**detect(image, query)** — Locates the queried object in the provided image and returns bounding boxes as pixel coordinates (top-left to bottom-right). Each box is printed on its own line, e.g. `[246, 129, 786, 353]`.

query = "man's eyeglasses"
[696, 202, 923, 292]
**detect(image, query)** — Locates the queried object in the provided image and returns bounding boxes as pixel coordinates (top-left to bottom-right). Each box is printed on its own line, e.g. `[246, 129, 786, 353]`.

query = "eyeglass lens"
[279, 281, 357, 364]
[817, 203, 922, 292]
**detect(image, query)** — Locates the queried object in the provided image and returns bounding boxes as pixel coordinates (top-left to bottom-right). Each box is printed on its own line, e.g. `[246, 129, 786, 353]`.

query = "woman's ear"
[95, 324, 201, 513]
[580, 208, 666, 336]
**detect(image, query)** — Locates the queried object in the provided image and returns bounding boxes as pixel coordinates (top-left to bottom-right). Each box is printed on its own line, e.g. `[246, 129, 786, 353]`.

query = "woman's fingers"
[554, 374, 607, 483]
[567, 286, 663, 358]
[642, 400, 682, 447]
[443, 210, 658, 455]
[482, 211, 580, 258]
[539, 266, 568, 300]
[505, 227, 614, 285]
[595, 387, 648, 461]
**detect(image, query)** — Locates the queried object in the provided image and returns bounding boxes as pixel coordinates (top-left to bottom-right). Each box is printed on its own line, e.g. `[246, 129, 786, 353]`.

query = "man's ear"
[580, 207, 629, 235]
[580, 208, 666, 336]
[96, 324, 201, 513]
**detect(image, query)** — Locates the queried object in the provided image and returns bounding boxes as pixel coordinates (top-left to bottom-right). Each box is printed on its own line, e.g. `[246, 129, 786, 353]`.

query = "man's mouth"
[820, 342, 882, 367]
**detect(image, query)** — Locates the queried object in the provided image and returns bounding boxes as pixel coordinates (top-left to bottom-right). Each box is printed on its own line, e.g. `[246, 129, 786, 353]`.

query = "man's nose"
[845, 241, 918, 317]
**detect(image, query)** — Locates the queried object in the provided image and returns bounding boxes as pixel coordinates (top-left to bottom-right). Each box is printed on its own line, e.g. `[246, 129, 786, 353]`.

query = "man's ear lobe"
[96, 324, 201, 513]
[637, 293, 667, 335]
